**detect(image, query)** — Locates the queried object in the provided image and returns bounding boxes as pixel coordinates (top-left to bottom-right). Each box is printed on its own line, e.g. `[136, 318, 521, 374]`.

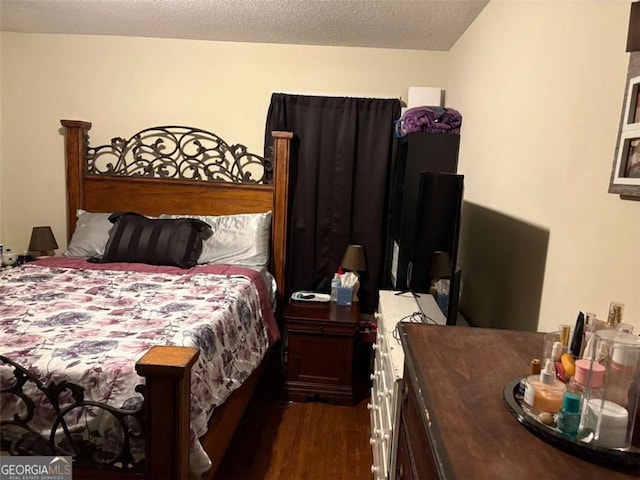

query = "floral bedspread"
[0, 258, 279, 477]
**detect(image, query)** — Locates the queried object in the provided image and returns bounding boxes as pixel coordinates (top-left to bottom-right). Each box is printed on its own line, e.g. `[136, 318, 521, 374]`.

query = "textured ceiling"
[0, 0, 489, 51]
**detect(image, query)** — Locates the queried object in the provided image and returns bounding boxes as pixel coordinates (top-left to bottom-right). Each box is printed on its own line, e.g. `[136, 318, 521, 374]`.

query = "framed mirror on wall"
[611, 73, 640, 195]
[610, 3, 640, 197]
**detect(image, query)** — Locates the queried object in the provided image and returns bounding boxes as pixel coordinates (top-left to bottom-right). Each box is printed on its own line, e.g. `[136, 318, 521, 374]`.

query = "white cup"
[2, 252, 17, 267]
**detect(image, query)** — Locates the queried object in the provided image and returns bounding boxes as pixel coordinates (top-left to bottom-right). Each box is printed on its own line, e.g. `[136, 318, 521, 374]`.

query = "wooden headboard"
[60, 120, 293, 307]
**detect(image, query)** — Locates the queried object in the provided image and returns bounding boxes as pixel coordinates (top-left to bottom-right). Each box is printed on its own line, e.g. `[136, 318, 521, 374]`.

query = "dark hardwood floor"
[214, 387, 373, 480]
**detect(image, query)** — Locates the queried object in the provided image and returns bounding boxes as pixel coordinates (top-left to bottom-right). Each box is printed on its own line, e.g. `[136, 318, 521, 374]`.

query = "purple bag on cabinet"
[395, 106, 462, 137]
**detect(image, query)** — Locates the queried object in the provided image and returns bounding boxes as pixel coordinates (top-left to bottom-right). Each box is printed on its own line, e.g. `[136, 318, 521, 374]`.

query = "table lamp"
[341, 244, 367, 302]
[28, 226, 59, 258]
[341, 244, 367, 274]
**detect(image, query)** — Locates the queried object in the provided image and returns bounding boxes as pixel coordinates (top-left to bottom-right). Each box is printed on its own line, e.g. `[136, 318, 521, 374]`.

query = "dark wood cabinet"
[396, 375, 439, 480]
[284, 301, 360, 405]
[396, 324, 638, 480]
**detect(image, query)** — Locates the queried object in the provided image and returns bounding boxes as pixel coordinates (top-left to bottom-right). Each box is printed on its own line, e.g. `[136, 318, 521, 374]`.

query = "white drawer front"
[374, 291, 422, 480]
[376, 433, 388, 480]
[368, 387, 381, 478]
[379, 382, 392, 435]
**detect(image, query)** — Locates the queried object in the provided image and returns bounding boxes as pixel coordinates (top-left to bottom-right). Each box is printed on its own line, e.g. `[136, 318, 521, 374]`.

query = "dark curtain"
[265, 93, 401, 313]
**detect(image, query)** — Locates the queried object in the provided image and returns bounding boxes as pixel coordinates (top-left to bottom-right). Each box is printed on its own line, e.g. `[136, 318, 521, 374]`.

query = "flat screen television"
[410, 172, 464, 325]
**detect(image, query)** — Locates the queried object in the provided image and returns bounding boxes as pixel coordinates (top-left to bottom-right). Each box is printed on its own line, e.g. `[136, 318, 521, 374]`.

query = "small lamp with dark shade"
[28, 226, 58, 257]
[341, 244, 367, 273]
[428, 250, 452, 279]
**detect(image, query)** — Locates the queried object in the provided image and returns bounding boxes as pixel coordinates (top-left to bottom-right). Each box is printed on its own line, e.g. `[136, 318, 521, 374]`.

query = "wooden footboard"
[135, 346, 199, 480]
[135, 346, 270, 480]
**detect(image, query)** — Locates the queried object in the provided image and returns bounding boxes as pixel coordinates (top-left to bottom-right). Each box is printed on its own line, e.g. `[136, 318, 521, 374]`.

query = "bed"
[0, 120, 293, 479]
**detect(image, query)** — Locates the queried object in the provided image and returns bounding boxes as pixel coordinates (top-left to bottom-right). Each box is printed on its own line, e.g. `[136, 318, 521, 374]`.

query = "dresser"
[368, 291, 445, 480]
[396, 324, 638, 480]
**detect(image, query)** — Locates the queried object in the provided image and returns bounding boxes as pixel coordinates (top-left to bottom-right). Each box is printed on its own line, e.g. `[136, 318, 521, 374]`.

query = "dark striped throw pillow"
[102, 212, 212, 268]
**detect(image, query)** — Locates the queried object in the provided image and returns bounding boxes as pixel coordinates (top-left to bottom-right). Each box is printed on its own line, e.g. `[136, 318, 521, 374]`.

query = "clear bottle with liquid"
[330, 268, 343, 302]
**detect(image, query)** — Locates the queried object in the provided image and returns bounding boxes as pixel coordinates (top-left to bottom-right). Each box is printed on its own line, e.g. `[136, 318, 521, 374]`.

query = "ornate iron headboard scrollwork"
[87, 126, 274, 184]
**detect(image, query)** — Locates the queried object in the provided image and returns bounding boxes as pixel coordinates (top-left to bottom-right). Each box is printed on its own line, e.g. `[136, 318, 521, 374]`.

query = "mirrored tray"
[503, 377, 640, 475]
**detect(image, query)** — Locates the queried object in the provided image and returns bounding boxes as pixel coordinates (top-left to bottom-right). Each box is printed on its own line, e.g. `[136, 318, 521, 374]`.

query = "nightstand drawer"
[286, 318, 356, 336]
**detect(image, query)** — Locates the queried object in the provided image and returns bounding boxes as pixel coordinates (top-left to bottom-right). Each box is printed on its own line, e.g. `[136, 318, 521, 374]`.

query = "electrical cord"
[391, 310, 438, 344]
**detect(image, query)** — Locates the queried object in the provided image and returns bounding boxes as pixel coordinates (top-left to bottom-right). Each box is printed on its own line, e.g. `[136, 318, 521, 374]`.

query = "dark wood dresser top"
[398, 323, 638, 480]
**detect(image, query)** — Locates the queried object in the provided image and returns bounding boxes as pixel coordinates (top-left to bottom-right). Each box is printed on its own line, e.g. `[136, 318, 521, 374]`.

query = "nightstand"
[284, 301, 360, 406]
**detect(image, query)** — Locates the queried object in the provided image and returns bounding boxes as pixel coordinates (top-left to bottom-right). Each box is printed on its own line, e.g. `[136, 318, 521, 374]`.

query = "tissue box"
[336, 286, 353, 306]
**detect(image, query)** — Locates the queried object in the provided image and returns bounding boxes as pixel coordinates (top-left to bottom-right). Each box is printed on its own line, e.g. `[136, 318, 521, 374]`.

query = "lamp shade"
[28, 226, 59, 254]
[341, 244, 367, 272]
[428, 250, 452, 279]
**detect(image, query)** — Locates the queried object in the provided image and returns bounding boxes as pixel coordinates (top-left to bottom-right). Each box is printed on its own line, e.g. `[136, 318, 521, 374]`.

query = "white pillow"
[63, 210, 113, 258]
[160, 212, 271, 266]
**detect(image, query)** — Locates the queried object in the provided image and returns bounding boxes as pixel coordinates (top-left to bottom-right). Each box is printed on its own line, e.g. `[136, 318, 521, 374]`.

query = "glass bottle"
[606, 301, 624, 329]
[568, 358, 605, 401]
[568, 358, 605, 432]
[330, 271, 341, 302]
[581, 312, 598, 358]
[557, 392, 581, 437]
[524, 360, 566, 414]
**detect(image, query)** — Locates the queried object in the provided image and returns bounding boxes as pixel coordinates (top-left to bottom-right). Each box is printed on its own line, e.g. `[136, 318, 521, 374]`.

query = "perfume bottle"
[606, 301, 624, 328]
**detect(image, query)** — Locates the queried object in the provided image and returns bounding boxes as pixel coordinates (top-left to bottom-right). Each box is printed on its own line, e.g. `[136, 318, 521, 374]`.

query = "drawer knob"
[367, 403, 373, 410]
[369, 437, 377, 445]
[371, 465, 379, 473]
[370, 373, 376, 381]
[372, 344, 378, 350]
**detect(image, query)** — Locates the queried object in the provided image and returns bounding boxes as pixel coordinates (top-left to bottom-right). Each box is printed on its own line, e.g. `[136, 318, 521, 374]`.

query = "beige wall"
[0, 30, 3, 242]
[0, 32, 445, 256]
[448, 1, 639, 332]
